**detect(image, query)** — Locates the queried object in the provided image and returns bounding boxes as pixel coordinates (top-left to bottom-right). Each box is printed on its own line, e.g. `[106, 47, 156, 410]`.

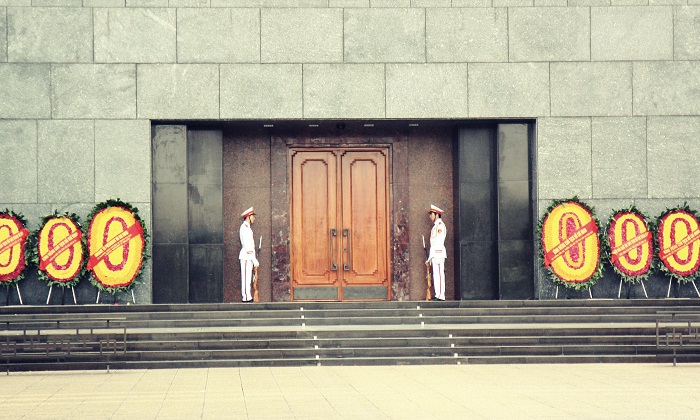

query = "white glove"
[253, 258, 259, 268]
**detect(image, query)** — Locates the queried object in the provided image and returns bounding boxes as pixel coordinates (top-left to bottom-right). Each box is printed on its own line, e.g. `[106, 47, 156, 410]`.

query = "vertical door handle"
[330, 229, 338, 271]
[343, 229, 351, 271]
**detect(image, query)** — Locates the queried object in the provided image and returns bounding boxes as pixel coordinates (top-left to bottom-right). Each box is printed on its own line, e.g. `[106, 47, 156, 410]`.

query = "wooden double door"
[290, 148, 390, 301]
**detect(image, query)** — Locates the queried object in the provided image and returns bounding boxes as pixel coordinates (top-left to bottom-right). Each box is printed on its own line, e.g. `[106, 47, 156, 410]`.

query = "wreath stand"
[666, 279, 700, 298]
[618, 279, 648, 299]
[4, 284, 23, 305]
[96, 289, 136, 305]
[556, 285, 593, 299]
[45, 285, 77, 305]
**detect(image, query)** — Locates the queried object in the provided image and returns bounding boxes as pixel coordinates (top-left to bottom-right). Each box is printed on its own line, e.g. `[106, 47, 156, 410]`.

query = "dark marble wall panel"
[391, 134, 409, 301]
[151, 125, 188, 304]
[152, 125, 187, 184]
[408, 127, 455, 301]
[152, 183, 188, 244]
[223, 129, 272, 302]
[456, 127, 497, 300]
[460, 127, 493, 183]
[460, 241, 498, 300]
[189, 245, 224, 303]
[498, 240, 534, 299]
[498, 180, 530, 241]
[459, 181, 495, 241]
[270, 135, 290, 302]
[497, 124, 530, 182]
[187, 130, 223, 302]
[152, 244, 189, 303]
[188, 130, 223, 186]
[188, 183, 223, 244]
[456, 123, 535, 300]
[497, 123, 534, 299]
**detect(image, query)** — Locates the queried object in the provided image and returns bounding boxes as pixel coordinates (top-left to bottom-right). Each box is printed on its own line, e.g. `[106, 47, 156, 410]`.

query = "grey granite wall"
[1, 1, 699, 301]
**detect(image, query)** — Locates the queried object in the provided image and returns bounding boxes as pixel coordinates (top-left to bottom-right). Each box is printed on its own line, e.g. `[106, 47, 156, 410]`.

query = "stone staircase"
[1, 299, 699, 371]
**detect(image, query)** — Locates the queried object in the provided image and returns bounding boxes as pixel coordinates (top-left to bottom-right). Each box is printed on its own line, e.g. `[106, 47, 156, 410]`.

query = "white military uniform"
[239, 207, 258, 302]
[428, 206, 447, 301]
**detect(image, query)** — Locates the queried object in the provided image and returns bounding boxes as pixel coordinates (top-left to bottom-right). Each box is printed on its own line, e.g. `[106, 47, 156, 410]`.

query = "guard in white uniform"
[239, 207, 258, 303]
[426, 204, 447, 301]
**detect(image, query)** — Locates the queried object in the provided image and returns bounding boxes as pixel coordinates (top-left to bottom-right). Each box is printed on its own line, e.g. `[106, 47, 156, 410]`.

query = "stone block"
[534, 0, 567, 6]
[344, 8, 425, 63]
[210, 0, 327, 5]
[37, 120, 94, 203]
[509, 7, 590, 62]
[536, 118, 592, 200]
[426, 8, 507, 63]
[634, 61, 700, 116]
[32, 0, 81, 5]
[221, 64, 302, 119]
[95, 8, 176, 63]
[137, 64, 219, 119]
[126, 0, 166, 6]
[95, 120, 151, 203]
[371, 0, 409, 5]
[568, 0, 608, 5]
[0, 120, 37, 203]
[329, 0, 368, 5]
[7, 7, 92, 63]
[0, 0, 30, 5]
[493, 0, 531, 6]
[83, 0, 126, 7]
[675, 7, 700, 60]
[84, 0, 125, 6]
[635, 199, 700, 221]
[303, 64, 384, 119]
[177, 8, 259, 63]
[0, 8, 6, 62]
[386, 64, 468, 118]
[551, 62, 632, 117]
[591, 117, 647, 198]
[152, 125, 186, 185]
[52, 64, 136, 119]
[468, 63, 549, 118]
[647, 117, 700, 198]
[451, 0, 490, 5]
[576, 199, 632, 225]
[591, 6, 673, 61]
[262, 8, 342, 63]
[0, 64, 50, 118]
[412, 0, 450, 5]
[611, 0, 647, 4]
[170, 0, 208, 6]
[0, 205, 51, 233]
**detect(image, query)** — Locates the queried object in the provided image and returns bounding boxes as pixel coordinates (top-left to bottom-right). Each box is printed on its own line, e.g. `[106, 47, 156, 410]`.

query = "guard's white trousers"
[240, 259, 253, 302]
[432, 258, 445, 300]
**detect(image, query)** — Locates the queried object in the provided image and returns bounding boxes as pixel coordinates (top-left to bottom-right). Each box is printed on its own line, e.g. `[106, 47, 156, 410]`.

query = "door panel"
[291, 148, 389, 301]
[291, 150, 338, 287]
[341, 150, 388, 287]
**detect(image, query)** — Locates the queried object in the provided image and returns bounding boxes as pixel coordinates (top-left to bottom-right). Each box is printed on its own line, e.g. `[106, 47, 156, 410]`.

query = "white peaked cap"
[241, 207, 255, 218]
[430, 204, 443, 215]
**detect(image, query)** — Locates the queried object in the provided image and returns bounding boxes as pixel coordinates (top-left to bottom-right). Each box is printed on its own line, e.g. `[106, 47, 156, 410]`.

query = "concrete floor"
[2, 363, 698, 419]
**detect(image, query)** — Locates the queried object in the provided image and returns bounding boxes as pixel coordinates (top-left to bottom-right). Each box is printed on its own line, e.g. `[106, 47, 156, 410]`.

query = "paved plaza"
[1, 363, 698, 419]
